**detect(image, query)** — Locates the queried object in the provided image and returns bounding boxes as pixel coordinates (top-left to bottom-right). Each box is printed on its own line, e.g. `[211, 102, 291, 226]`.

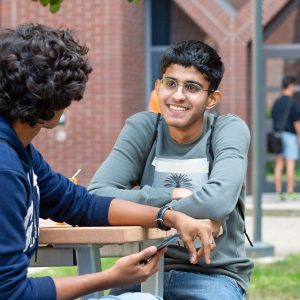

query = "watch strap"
[156, 206, 171, 231]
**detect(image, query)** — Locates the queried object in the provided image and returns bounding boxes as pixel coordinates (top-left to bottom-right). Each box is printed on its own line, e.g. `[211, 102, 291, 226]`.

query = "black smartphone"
[139, 233, 180, 265]
[155, 233, 180, 250]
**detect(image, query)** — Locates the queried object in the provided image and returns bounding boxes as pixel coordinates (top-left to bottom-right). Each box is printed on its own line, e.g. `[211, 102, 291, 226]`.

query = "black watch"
[156, 205, 172, 231]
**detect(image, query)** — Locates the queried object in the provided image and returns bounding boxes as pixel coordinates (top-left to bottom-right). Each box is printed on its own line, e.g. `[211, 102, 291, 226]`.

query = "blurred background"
[1, 0, 300, 192]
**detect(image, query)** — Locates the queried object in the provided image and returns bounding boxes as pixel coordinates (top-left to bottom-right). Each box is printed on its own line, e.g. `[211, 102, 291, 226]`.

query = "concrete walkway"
[245, 193, 300, 257]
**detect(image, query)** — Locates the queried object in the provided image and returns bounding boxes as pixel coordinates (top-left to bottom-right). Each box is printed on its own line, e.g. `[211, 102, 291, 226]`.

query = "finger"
[194, 247, 204, 263]
[134, 246, 157, 264]
[140, 261, 160, 279]
[182, 237, 197, 264]
[191, 237, 215, 264]
[202, 237, 215, 264]
[140, 248, 165, 276]
[145, 247, 166, 265]
[153, 247, 166, 260]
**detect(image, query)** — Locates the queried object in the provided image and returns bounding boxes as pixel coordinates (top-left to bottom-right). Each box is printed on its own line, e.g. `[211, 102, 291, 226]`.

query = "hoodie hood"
[0, 116, 31, 164]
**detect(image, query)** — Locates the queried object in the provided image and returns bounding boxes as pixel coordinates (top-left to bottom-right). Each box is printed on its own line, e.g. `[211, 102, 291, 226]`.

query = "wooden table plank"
[39, 220, 173, 244]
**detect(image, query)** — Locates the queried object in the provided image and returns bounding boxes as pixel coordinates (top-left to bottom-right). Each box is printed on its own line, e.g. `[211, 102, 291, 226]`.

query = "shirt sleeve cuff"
[88, 195, 114, 226]
[29, 276, 56, 300]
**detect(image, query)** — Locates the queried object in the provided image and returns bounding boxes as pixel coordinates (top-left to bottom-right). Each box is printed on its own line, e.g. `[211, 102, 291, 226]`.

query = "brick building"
[1, 0, 300, 190]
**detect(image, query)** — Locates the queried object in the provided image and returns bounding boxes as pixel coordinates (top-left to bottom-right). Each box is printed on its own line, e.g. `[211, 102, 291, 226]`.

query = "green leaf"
[39, 0, 49, 7]
[50, 0, 61, 5]
[50, 2, 61, 13]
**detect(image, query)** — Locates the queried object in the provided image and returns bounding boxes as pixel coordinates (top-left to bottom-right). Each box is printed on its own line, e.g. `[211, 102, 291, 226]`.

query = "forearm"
[89, 184, 172, 207]
[108, 199, 221, 239]
[55, 244, 165, 299]
[54, 269, 116, 300]
[172, 158, 247, 219]
[108, 199, 158, 227]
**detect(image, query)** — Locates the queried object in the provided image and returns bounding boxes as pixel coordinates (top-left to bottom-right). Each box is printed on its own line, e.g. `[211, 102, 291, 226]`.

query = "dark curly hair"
[160, 40, 224, 94]
[0, 23, 92, 126]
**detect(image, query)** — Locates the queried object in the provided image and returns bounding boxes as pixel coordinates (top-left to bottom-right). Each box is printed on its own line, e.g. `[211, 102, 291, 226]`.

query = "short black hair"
[159, 40, 224, 94]
[0, 23, 92, 126]
[282, 75, 296, 89]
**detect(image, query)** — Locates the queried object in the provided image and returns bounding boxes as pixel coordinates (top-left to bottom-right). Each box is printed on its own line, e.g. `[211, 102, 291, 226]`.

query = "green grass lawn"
[30, 254, 300, 299]
[247, 253, 300, 300]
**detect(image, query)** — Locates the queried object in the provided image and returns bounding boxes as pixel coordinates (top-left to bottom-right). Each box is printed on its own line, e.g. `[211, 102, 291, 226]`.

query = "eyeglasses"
[159, 78, 211, 97]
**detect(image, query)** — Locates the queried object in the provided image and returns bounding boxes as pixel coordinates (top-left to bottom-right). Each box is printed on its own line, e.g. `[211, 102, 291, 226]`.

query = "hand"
[171, 188, 193, 200]
[164, 211, 221, 265]
[109, 246, 166, 287]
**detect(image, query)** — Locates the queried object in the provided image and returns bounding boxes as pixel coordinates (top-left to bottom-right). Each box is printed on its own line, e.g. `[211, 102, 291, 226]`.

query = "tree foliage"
[32, 0, 142, 14]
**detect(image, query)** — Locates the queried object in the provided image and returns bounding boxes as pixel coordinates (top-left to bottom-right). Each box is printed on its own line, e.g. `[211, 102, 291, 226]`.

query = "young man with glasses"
[89, 40, 253, 300]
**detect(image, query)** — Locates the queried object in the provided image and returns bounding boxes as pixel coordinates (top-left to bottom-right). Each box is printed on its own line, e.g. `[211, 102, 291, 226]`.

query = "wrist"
[162, 208, 179, 230]
[156, 206, 172, 231]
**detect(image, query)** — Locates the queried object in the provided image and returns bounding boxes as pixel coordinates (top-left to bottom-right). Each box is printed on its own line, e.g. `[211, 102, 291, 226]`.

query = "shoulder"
[215, 114, 249, 133]
[127, 111, 159, 127]
[273, 96, 285, 109]
[213, 114, 250, 145]
[29, 144, 46, 169]
[0, 142, 25, 174]
[275, 95, 285, 103]
[123, 111, 161, 137]
[219, 113, 248, 125]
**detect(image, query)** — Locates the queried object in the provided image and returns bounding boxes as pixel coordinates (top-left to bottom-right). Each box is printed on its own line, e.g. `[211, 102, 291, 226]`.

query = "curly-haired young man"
[0, 25, 220, 300]
[89, 40, 254, 300]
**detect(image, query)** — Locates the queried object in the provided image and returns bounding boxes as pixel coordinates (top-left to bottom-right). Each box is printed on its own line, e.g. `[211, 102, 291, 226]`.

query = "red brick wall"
[266, 6, 300, 44]
[171, 1, 207, 43]
[0, 0, 145, 185]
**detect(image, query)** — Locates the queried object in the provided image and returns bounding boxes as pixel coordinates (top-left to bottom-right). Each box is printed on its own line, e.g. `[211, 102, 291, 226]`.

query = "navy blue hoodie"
[0, 116, 113, 299]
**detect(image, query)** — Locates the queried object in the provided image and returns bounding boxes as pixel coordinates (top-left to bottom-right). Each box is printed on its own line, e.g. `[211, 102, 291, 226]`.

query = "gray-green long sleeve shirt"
[88, 111, 254, 291]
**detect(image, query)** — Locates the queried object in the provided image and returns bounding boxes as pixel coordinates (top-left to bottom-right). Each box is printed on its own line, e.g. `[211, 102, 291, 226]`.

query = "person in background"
[271, 75, 300, 201]
[89, 40, 253, 300]
[0, 24, 220, 300]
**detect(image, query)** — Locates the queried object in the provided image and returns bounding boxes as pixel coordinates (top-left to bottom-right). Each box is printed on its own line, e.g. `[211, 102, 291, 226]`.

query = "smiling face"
[155, 64, 221, 143]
